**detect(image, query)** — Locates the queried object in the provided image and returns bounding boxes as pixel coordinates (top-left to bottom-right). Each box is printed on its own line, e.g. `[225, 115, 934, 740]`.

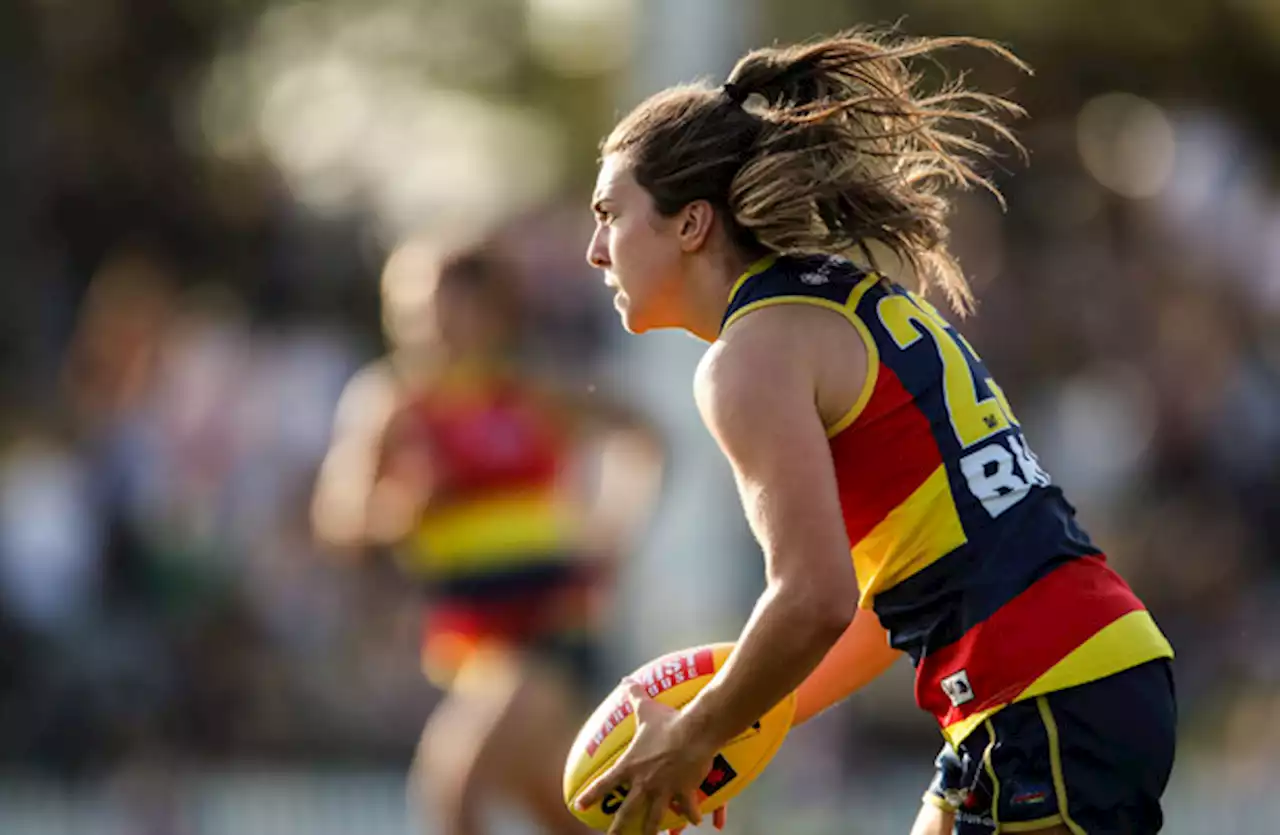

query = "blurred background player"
[311, 236, 664, 835]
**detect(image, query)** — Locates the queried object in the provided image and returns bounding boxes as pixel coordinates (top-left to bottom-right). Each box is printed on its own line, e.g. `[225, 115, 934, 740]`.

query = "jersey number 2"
[877, 293, 1047, 517]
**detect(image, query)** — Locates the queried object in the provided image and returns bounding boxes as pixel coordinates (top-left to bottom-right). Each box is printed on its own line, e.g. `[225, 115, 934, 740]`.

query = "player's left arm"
[675, 305, 862, 750]
[793, 605, 902, 724]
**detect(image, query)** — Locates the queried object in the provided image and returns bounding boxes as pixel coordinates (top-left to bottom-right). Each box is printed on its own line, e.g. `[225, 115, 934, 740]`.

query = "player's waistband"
[912, 555, 1174, 745]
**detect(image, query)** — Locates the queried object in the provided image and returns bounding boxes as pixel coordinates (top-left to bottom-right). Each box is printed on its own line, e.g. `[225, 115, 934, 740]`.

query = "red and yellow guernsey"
[721, 254, 1173, 746]
[380, 368, 594, 683]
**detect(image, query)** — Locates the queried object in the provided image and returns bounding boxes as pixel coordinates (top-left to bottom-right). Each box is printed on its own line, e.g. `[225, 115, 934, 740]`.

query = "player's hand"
[665, 805, 728, 834]
[575, 680, 718, 835]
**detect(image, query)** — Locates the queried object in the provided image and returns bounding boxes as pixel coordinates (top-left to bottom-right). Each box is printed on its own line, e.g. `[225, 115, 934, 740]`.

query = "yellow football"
[562, 643, 796, 832]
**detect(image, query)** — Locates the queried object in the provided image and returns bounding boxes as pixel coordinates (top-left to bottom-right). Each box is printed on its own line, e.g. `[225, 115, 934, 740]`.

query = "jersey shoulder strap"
[719, 253, 883, 437]
[720, 253, 876, 333]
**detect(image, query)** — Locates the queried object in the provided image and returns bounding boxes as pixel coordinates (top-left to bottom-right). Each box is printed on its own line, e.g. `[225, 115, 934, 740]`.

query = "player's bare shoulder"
[332, 357, 403, 440]
[697, 304, 869, 435]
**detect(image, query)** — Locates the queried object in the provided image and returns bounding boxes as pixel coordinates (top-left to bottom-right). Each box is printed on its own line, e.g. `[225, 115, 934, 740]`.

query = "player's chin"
[614, 294, 646, 334]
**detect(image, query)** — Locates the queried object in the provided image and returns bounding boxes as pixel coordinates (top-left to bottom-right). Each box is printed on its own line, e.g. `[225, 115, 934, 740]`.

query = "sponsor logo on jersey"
[941, 669, 975, 707]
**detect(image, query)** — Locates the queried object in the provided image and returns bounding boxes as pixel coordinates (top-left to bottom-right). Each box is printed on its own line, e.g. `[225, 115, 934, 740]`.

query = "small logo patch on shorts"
[941, 669, 975, 707]
[1010, 786, 1050, 807]
[955, 810, 996, 828]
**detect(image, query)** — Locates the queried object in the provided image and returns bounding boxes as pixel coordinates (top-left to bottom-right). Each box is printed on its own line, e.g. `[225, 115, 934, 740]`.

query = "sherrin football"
[562, 643, 796, 832]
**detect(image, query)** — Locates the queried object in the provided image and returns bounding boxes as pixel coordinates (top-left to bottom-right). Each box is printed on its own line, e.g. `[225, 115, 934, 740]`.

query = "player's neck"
[391, 345, 498, 385]
[680, 245, 759, 342]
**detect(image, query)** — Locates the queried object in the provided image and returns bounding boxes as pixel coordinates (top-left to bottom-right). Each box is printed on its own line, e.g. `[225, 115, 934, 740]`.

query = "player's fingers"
[575, 761, 629, 811]
[664, 827, 686, 835]
[638, 791, 669, 835]
[671, 789, 703, 826]
[605, 790, 646, 835]
[713, 806, 727, 830]
[618, 679, 653, 713]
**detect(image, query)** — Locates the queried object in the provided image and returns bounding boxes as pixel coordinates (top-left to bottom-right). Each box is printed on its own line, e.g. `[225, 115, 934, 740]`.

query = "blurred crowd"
[0, 193, 619, 776]
[968, 106, 1280, 765]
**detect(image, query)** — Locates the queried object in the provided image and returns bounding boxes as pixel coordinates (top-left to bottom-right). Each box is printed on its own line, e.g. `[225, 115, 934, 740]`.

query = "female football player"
[312, 237, 664, 835]
[573, 29, 1175, 835]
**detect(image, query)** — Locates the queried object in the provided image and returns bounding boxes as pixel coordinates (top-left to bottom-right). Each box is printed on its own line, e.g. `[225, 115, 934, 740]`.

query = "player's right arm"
[311, 361, 416, 551]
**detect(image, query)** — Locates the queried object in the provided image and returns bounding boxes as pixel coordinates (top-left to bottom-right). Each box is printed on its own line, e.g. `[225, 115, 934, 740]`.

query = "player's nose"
[586, 226, 610, 270]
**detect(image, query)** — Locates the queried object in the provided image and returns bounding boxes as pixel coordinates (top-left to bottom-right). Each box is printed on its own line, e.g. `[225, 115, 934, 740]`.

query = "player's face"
[586, 155, 686, 333]
[434, 282, 507, 359]
[383, 262, 504, 359]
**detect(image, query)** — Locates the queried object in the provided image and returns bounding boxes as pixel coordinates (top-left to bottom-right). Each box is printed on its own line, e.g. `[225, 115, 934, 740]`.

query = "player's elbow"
[780, 571, 857, 646]
[809, 589, 858, 644]
[310, 480, 368, 552]
[311, 500, 358, 551]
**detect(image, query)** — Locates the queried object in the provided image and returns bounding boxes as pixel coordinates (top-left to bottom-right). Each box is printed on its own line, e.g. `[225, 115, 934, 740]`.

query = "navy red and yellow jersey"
[379, 367, 597, 682]
[380, 367, 586, 581]
[720, 254, 1173, 745]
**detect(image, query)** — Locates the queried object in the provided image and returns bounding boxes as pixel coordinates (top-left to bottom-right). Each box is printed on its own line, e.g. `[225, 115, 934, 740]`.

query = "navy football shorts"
[925, 659, 1176, 834]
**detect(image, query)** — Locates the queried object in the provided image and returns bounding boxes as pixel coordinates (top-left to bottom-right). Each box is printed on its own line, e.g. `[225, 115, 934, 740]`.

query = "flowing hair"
[602, 28, 1030, 314]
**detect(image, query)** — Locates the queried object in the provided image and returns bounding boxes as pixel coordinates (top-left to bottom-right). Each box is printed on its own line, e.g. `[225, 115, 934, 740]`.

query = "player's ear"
[676, 200, 716, 253]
